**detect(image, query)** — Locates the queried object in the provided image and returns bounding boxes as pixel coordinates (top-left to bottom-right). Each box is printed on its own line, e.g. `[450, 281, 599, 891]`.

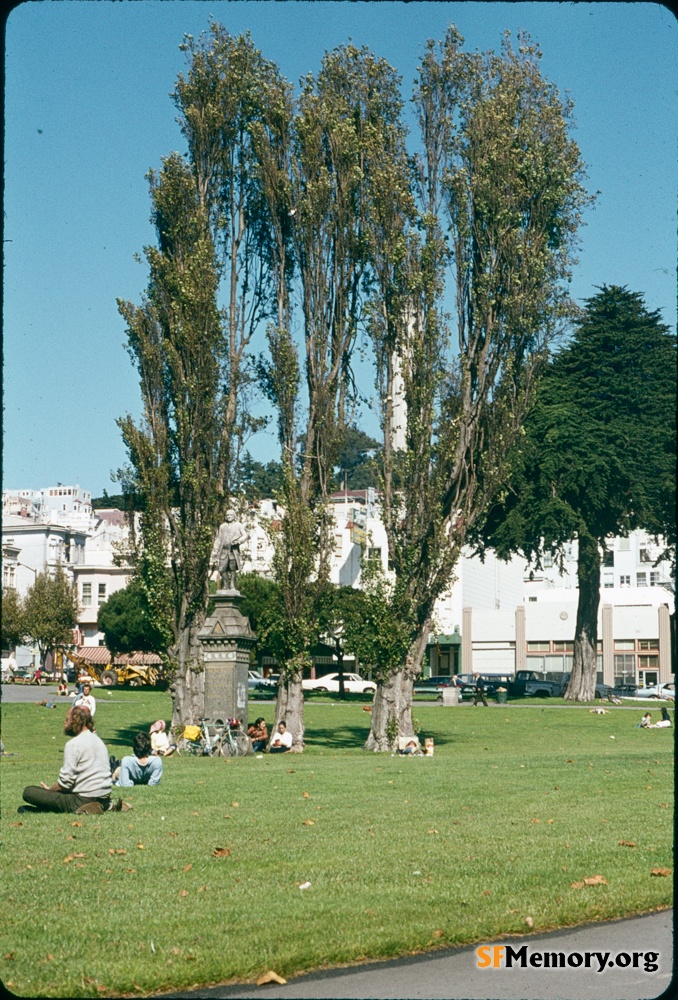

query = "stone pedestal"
[197, 590, 256, 726]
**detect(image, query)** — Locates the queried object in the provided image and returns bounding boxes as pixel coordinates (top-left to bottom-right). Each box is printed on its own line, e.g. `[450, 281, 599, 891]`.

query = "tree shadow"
[106, 725, 149, 749]
[303, 724, 457, 750]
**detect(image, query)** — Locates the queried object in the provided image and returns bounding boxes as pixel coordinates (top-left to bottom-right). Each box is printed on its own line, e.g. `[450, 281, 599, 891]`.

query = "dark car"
[413, 675, 459, 694]
[478, 675, 513, 696]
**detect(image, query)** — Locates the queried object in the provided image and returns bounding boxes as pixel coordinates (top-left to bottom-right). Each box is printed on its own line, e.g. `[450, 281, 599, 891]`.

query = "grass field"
[0, 692, 673, 997]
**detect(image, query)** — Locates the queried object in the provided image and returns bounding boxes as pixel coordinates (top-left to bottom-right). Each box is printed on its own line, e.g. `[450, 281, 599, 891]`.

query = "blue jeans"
[119, 756, 163, 786]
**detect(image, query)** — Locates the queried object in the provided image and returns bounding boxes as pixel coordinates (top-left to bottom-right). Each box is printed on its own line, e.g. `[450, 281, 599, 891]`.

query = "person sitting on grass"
[651, 707, 672, 729]
[116, 732, 163, 787]
[149, 719, 174, 756]
[20, 705, 128, 814]
[247, 717, 268, 752]
[269, 721, 293, 753]
[640, 712, 653, 728]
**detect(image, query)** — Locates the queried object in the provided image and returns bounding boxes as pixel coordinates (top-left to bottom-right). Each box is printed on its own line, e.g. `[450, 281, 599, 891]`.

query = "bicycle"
[174, 717, 250, 758]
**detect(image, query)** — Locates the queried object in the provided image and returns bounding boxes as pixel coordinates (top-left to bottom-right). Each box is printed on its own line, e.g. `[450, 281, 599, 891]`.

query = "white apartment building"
[2, 491, 131, 666]
[240, 496, 673, 688]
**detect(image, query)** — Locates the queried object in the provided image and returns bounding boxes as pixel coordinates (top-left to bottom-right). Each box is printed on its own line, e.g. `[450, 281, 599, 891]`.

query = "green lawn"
[0, 693, 673, 997]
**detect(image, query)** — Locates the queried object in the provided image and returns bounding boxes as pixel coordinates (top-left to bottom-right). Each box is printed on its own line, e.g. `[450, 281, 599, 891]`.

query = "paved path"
[157, 910, 673, 1000]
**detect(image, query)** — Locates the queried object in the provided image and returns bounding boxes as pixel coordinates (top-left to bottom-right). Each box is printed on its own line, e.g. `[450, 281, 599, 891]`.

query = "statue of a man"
[210, 510, 249, 592]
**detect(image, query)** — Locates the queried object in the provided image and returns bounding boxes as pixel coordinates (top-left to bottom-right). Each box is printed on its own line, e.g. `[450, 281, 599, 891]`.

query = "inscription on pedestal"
[198, 589, 255, 724]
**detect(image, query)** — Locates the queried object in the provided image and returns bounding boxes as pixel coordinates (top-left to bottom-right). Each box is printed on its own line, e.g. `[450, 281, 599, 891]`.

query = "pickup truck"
[509, 671, 564, 698]
[510, 671, 613, 699]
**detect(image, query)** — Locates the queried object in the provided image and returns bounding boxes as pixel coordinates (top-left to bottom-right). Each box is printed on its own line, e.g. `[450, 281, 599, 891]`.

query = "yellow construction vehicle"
[56, 648, 164, 688]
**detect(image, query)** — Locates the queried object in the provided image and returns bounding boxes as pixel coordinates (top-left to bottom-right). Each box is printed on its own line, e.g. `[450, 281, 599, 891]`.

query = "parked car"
[248, 670, 277, 690]
[613, 683, 639, 698]
[637, 681, 675, 700]
[413, 675, 459, 694]
[478, 675, 514, 696]
[302, 672, 376, 695]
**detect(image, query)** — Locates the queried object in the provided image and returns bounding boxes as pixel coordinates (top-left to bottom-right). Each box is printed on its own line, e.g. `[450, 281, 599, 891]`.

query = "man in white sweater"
[20, 705, 125, 814]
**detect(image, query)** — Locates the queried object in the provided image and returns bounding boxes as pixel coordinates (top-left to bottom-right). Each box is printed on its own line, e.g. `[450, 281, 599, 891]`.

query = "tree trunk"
[563, 532, 600, 702]
[272, 667, 305, 752]
[365, 627, 428, 751]
[336, 639, 345, 698]
[170, 623, 205, 728]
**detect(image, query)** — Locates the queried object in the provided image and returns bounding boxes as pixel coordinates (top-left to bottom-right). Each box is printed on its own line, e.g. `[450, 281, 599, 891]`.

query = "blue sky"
[4, 1, 677, 497]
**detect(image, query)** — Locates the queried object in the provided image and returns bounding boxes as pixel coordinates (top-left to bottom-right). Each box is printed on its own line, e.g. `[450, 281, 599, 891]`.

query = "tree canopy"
[98, 582, 167, 658]
[21, 568, 79, 665]
[478, 285, 677, 699]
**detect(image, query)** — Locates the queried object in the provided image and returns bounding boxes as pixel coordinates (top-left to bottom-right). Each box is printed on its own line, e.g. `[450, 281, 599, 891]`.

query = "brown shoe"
[75, 801, 104, 815]
[109, 798, 132, 812]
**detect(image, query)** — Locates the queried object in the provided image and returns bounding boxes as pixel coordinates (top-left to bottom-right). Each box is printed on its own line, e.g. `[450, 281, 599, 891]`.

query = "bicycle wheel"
[234, 732, 251, 757]
[213, 734, 233, 757]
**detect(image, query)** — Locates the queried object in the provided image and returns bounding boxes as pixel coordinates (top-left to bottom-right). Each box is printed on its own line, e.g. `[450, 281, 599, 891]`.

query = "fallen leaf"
[71, 821, 82, 827]
[546, 819, 554, 824]
[9, 822, 22, 828]
[658, 803, 669, 808]
[432, 929, 444, 938]
[212, 847, 231, 858]
[184, 863, 192, 872]
[561, 866, 568, 872]
[198, 885, 207, 892]
[427, 828, 439, 835]
[565, 759, 574, 763]
[618, 840, 637, 848]
[651, 868, 672, 877]
[63, 855, 74, 864]
[286, 769, 296, 773]
[231, 802, 239, 808]
[530, 818, 541, 824]
[45, 954, 54, 962]
[256, 971, 287, 986]
[126, 868, 137, 873]
[482, 890, 491, 897]
[525, 916, 534, 928]
[583, 875, 608, 886]
[136, 844, 145, 850]
[571, 882, 585, 889]
[108, 848, 127, 855]
[180, 889, 188, 897]
[302, 819, 315, 826]
[302, 791, 310, 799]
[3, 953, 15, 961]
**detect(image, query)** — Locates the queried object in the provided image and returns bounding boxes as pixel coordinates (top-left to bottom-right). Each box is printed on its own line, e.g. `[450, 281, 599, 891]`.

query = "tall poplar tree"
[364, 26, 591, 748]
[479, 285, 677, 700]
[257, 44, 410, 748]
[117, 27, 292, 725]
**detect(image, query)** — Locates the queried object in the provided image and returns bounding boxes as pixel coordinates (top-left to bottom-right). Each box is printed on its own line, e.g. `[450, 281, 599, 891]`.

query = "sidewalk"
[157, 909, 673, 1000]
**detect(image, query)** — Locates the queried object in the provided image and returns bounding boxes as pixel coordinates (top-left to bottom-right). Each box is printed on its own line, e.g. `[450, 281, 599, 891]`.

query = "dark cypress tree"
[479, 286, 676, 700]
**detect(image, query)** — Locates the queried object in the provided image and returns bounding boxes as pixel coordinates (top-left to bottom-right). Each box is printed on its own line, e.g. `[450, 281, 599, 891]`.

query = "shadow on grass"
[303, 724, 458, 750]
[107, 724, 150, 749]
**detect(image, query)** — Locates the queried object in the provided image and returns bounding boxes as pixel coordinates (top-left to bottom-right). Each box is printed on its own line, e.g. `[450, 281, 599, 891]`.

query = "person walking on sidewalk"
[472, 673, 488, 707]
[20, 706, 127, 814]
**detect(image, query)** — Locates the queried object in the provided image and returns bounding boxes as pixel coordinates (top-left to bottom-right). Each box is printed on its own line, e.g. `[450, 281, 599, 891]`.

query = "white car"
[638, 682, 675, 700]
[302, 672, 376, 695]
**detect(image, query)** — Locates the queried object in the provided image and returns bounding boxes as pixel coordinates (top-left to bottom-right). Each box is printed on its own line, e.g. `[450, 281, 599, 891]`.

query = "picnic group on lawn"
[18, 699, 301, 815]
[20, 696, 671, 815]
